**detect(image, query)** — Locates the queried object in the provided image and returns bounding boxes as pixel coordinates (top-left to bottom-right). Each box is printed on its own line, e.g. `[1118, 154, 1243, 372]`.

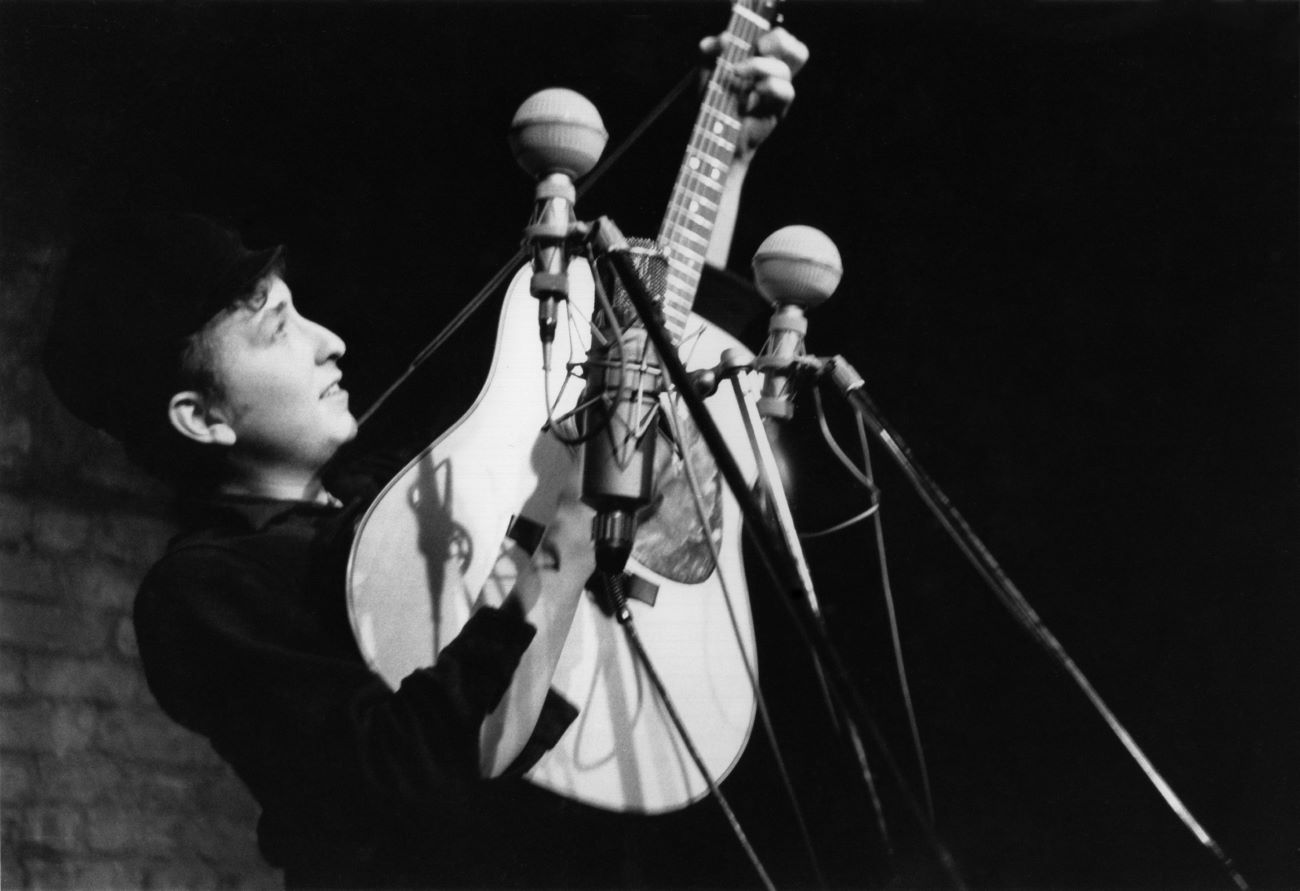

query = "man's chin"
[325, 410, 359, 445]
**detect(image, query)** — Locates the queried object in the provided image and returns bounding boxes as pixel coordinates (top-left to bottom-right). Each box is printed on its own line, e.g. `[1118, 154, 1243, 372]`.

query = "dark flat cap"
[43, 212, 283, 442]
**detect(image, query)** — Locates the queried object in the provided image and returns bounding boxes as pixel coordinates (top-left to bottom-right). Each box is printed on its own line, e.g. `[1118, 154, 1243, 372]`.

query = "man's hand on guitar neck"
[701, 26, 809, 268]
[700, 26, 809, 163]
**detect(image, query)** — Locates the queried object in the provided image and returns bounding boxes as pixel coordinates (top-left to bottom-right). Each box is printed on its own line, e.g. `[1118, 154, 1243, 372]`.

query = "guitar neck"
[656, 1, 776, 344]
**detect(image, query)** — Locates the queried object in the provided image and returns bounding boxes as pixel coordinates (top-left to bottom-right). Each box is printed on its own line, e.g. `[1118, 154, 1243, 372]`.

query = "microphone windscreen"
[509, 88, 608, 180]
[752, 225, 843, 308]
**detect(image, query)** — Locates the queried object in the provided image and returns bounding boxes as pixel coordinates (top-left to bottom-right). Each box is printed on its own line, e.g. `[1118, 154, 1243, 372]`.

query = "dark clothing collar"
[178, 490, 342, 534]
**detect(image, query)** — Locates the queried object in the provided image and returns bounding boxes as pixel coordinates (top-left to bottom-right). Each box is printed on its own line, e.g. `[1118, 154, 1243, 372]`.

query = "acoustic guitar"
[346, 0, 782, 814]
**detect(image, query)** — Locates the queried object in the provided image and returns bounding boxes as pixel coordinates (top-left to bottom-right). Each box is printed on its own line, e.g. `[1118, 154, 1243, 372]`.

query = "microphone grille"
[752, 225, 843, 308]
[509, 88, 608, 180]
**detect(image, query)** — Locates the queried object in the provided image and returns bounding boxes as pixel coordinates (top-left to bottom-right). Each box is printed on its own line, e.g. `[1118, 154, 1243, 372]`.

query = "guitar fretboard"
[657, 2, 774, 345]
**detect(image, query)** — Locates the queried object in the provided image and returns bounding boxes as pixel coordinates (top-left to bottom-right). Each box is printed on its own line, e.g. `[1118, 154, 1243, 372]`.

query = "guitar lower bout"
[347, 263, 761, 813]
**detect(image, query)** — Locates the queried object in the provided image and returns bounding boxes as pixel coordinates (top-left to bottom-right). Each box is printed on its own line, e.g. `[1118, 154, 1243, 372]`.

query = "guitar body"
[350, 0, 783, 814]
[346, 262, 759, 814]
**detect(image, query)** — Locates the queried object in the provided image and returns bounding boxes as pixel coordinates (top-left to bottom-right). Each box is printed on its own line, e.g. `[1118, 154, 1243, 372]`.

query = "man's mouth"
[321, 380, 345, 399]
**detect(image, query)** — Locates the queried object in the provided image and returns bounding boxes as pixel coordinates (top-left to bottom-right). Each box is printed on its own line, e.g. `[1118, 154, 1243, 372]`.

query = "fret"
[667, 224, 711, 249]
[665, 271, 696, 295]
[664, 304, 691, 327]
[681, 170, 725, 195]
[684, 157, 729, 185]
[665, 268, 702, 290]
[710, 56, 758, 96]
[703, 109, 742, 132]
[731, 4, 771, 32]
[663, 284, 693, 303]
[663, 276, 698, 296]
[702, 117, 740, 141]
[719, 32, 752, 53]
[664, 243, 705, 268]
[683, 193, 720, 215]
[674, 208, 715, 231]
[696, 128, 737, 154]
[666, 250, 698, 269]
[665, 272, 700, 292]
[650, 0, 778, 347]
[690, 126, 732, 147]
[685, 147, 727, 172]
[664, 200, 713, 225]
[661, 211, 713, 241]
[704, 80, 735, 102]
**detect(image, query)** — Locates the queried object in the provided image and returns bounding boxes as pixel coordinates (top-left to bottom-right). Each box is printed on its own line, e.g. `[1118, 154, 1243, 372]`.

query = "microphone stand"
[816, 355, 1250, 891]
[587, 217, 968, 890]
[719, 349, 823, 619]
[714, 349, 898, 858]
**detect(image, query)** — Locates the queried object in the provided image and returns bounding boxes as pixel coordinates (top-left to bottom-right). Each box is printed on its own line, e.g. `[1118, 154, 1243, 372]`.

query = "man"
[43, 28, 808, 889]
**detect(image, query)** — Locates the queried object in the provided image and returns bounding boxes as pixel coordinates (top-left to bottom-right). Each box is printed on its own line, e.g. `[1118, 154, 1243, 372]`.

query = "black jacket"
[134, 490, 585, 888]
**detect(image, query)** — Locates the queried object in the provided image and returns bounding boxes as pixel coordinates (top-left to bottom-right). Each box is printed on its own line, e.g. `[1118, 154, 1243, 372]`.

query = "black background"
[3, 1, 1296, 888]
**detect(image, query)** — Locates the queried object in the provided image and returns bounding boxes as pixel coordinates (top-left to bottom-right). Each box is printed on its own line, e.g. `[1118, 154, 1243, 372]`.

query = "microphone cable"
[660, 384, 830, 890]
[802, 384, 938, 827]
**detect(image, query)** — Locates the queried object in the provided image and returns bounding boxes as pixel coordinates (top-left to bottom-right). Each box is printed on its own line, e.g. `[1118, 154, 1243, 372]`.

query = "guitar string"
[358, 38, 734, 431]
[591, 9, 809, 883]
[543, 22, 763, 455]
[353, 6, 825, 880]
[657, 18, 761, 343]
[674, 19, 916, 879]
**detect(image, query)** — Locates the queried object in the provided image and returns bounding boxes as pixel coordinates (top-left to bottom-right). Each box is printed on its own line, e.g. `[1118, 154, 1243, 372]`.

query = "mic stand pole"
[717, 349, 823, 618]
[588, 217, 967, 890]
[714, 348, 897, 856]
[817, 354, 1249, 891]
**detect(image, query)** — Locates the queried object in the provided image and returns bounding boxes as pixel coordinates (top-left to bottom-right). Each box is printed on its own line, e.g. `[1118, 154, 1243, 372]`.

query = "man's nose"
[309, 318, 346, 363]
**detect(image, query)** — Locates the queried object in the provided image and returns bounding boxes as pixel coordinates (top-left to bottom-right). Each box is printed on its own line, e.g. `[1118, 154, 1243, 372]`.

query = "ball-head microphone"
[509, 88, 608, 353]
[751, 225, 843, 419]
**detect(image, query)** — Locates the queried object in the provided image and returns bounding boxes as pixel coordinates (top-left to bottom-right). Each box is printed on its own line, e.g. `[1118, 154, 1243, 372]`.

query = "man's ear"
[168, 391, 236, 446]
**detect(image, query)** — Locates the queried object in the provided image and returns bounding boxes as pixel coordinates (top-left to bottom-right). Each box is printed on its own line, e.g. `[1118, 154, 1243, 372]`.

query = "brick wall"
[1, 229, 281, 888]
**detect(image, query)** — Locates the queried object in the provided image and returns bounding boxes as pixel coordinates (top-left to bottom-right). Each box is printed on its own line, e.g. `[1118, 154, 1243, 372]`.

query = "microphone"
[581, 325, 662, 576]
[509, 88, 608, 352]
[751, 225, 844, 420]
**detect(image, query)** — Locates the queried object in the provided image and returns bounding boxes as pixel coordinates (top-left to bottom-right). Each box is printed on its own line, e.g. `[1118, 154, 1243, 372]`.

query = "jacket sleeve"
[134, 541, 576, 866]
